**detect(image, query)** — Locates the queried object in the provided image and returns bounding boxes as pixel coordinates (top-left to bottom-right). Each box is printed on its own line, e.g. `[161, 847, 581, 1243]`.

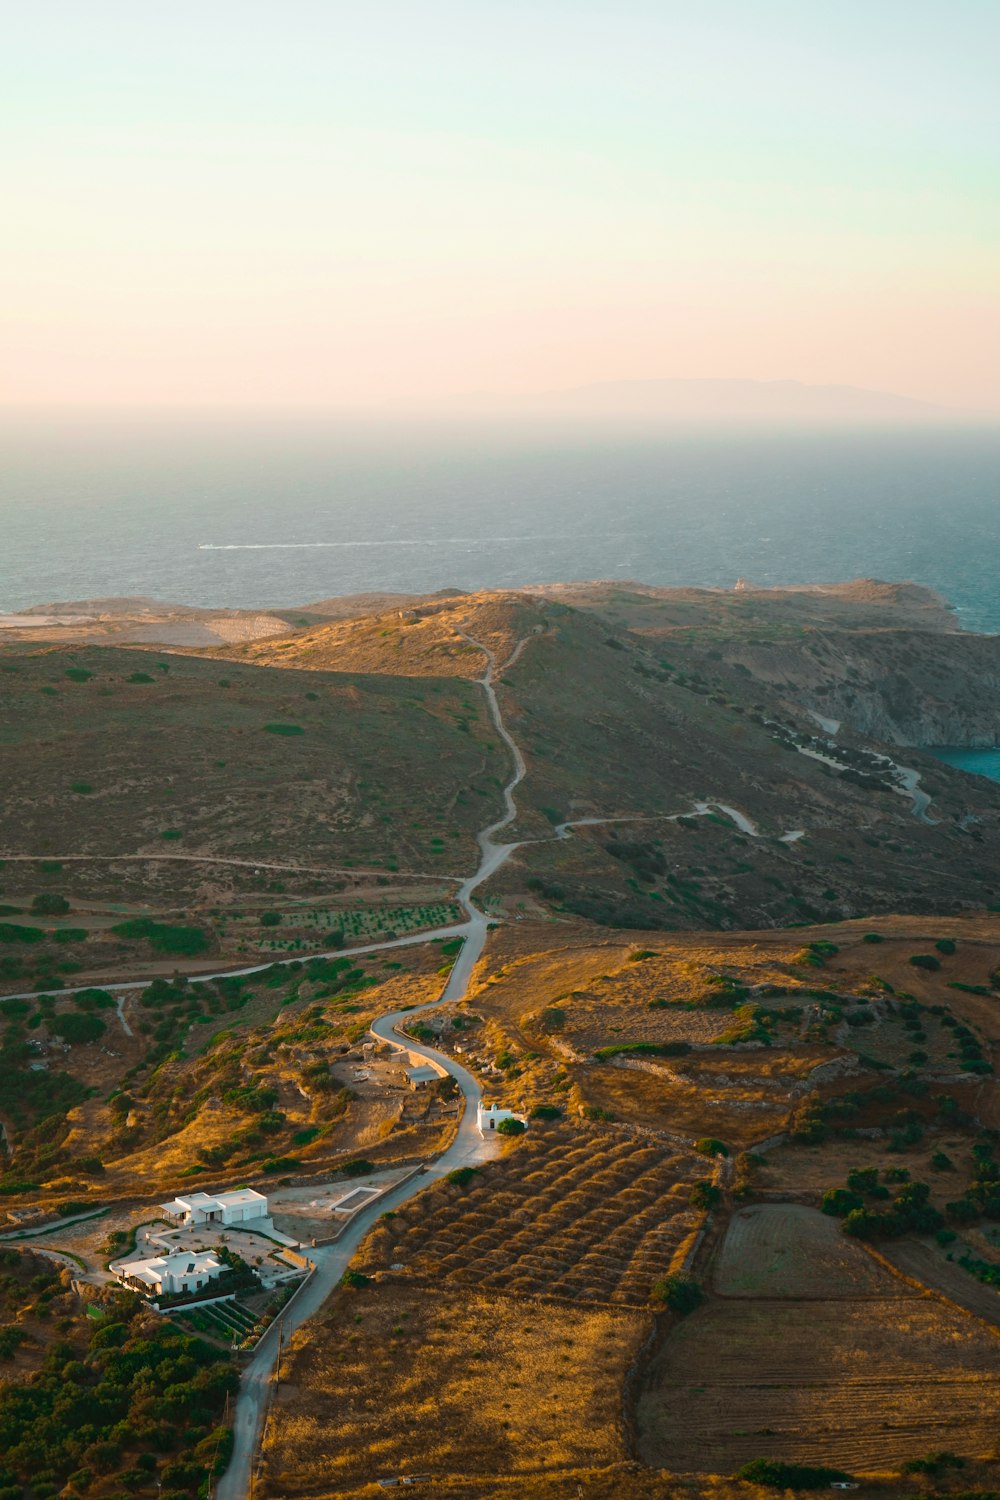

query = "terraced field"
[357, 1123, 704, 1305]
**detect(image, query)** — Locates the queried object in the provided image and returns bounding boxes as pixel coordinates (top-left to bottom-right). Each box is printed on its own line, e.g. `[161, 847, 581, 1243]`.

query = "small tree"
[652, 1274, 703, 1315]
[689, 1180, 722, 1210]
[31, 893, 70, 916]
[529, 1104, 561, 1120]
[447, 1166, 479, 1187]
[497, 1117, 525, 1136]
[822, 1187, 864, 1217]
[694, 1137, 729, 1158]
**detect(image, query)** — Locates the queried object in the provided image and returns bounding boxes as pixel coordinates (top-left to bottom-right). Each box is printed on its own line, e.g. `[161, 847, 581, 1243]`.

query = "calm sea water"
[3, 416, 1000, 630]
[930, 747, 1000, 782]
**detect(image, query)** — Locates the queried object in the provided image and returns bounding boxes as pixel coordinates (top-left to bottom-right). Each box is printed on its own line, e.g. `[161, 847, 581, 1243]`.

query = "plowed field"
[714, 1204, 908, 1298]
[637, 1296, 1000, 1472]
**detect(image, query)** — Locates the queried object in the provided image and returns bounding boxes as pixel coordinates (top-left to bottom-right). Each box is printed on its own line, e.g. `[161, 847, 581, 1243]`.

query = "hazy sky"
[3, 1, 998, 410]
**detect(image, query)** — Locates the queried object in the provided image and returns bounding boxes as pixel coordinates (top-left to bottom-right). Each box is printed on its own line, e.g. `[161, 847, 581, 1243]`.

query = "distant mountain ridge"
[539, 377, 979, 424]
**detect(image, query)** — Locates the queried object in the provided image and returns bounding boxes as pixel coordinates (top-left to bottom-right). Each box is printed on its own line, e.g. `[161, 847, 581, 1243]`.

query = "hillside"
[207, 584, 1000, 930]
[2, 577, 1000, 1500]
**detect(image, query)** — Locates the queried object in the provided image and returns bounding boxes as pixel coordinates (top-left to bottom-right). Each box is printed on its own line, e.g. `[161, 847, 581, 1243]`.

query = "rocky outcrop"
[724, 628, 1000, 748]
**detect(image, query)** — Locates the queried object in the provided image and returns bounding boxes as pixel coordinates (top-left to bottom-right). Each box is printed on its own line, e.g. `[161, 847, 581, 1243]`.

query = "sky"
[2, 0, 998, 411]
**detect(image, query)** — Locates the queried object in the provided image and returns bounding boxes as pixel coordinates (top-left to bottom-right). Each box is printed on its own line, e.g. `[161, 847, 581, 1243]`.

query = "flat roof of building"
[117, 1249, 223, 1285]
[163, 1188, 268, 1213]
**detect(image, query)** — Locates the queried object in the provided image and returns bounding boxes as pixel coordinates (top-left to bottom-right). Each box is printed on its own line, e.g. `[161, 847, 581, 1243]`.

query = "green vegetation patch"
[111, 917, 209, 955]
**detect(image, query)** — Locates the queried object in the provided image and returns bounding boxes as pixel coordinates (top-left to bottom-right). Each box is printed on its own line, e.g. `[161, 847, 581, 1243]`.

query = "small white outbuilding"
[477, 1103, 527, 1135]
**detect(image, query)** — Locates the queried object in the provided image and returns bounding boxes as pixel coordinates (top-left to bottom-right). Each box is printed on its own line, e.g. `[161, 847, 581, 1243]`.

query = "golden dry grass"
[757, 1127, 981, 1203]
[260, 1283, 645, 1496]
[575, 1053, 816, 1149]
[266, 1463, 1000, 1500]
[222, 592, 546, 679]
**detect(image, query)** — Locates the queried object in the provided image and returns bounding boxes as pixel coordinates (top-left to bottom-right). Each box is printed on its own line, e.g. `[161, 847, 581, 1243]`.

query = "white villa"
[160, 1188, 269, 1227]
[114, 1249, 224, 1297]
[477, 1103, 527, 1135]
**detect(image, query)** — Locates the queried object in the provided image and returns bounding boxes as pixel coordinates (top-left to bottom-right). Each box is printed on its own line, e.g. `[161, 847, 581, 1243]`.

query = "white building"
[114, 1249, 225, 1297]
[160, 1188, 268, 1227]
[477, 1103, 527, 1135]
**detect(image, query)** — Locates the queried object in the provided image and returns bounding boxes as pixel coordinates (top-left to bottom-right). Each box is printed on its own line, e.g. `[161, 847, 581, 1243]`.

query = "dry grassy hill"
[3, 579, 1000, 1499]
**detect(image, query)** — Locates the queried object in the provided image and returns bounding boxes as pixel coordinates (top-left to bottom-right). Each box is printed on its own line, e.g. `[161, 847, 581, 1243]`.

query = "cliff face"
[723, 629, 1000, 747]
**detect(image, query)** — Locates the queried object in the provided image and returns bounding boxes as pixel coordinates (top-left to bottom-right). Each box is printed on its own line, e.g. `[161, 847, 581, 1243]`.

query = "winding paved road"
[218, 632, 527, 1500]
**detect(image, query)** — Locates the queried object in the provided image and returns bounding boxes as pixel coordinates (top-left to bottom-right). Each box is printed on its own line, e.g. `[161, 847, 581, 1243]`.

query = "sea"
[3, 413, 1000, 772]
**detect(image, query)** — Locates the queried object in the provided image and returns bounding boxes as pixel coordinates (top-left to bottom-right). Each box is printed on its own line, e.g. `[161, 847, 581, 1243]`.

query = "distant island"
[454, 376, 988, 424]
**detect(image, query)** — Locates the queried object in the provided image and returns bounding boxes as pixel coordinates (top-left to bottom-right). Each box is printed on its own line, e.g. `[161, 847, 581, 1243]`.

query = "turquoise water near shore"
[930, 748, 1000, 783]
[3, 417, 1000, 628]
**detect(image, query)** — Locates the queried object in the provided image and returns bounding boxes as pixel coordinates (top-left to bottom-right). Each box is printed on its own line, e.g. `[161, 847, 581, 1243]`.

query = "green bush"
[935, 938, 957, 955]
[528, 1104, 562, 1120]
[64, 668, 93, 683]
[446, 1166, 479, 1187]
[735, 1459, 853, 1489]
[821, 1187, 863, 1217]
[53, 928, 87, 943]
[909, 953, 941, 971]
[51, 1012, 106, 1044]
[260, 912, 282, 927]
[694, 1137, 729, 1158]
[0, 923, 45, 944]
[70, 782, 93, 795]
[31, 893, 70, 916]
[342, 1157, 374, 1177]
[263, 723, 305, 736]
[651, 1273, 703, 1315]
[111, 918, 209, 955]
[593, 1040, 691, 1060]
[497, 1117, 525, 1136]
[127, 672, 155, 684]
[689, 1180, 722, 1210]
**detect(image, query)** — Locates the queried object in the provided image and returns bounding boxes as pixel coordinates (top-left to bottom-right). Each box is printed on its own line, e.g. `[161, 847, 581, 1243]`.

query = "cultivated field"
[355, 1122, 704, 1306]
[637, 1295, 1000, 1473]
[260, 1284, 645, 1495]
[713, 1205, 908, 1299]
